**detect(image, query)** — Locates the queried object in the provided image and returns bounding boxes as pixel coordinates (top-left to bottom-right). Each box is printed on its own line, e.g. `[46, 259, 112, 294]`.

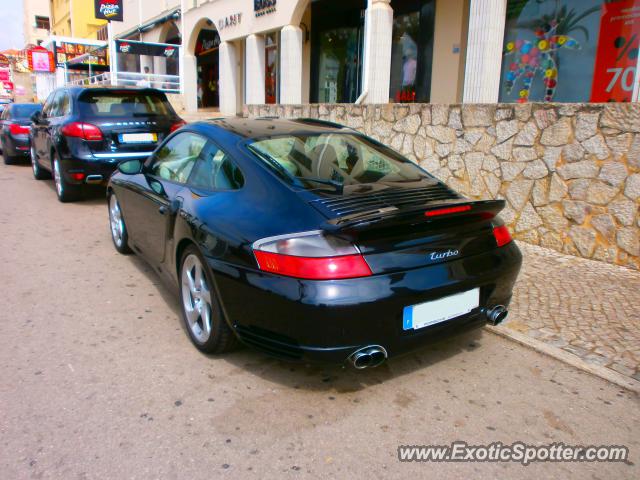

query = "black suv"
[30, 86, 185, 202]
[1, 103, 42, 164]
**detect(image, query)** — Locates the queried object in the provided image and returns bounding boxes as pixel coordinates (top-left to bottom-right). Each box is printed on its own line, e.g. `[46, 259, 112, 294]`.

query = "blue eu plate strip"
[402, 306, 413, 331]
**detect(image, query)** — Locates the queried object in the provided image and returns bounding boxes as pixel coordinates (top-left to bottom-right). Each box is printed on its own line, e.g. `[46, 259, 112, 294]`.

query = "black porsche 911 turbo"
[107, 117, 522, 368]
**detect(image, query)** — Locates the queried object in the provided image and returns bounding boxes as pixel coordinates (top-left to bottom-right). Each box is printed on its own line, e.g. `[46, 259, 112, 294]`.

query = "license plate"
[119, 133, 157, 143]
[402, 289, 479, 331]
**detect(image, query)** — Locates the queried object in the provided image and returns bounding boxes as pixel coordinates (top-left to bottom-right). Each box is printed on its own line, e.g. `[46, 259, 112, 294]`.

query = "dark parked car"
[30, 86, 185, 202]
[107, 118, 522, 368]
[1, 103, 42, 164]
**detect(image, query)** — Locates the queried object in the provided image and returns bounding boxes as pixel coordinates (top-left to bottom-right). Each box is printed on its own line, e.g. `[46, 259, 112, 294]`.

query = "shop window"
[311, 0, 366, 103]
[389, 0, 436, 103]
[500, 0, 640, 103]
[265, 32, 278, 104]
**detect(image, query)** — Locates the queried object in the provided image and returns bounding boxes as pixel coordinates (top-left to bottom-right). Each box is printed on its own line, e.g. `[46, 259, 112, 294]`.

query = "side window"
[42, 91, 58, 117]
[59, 93, 71, 116]
[149, 133, 207, 184]
[189, 146, 244, 190]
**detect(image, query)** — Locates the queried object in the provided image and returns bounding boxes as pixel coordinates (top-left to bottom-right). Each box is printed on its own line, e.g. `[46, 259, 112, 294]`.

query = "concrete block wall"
[245, 102, 640, 270]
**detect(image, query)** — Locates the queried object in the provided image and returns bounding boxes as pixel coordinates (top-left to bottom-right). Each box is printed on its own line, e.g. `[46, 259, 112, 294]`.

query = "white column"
[362, 0, 393, 103]
[463, 0, 507, 103]
[183, 54, 198, 112]
[245, 34, 266, 105]
[280, 25, 303, 104]
[219, 41, 239, 115]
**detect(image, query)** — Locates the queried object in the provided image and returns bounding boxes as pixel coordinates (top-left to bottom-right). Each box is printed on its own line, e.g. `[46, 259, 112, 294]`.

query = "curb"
[485, 325, 640, 394]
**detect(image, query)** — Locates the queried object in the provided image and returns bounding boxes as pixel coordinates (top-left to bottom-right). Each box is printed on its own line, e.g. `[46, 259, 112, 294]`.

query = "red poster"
[0, 69, 9, 82]
[591, 0, 640, 102]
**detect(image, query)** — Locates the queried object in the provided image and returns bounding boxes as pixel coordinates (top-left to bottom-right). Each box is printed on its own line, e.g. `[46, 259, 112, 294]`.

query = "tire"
[52, 153, 81, 202]
[108, 192, 133, 254]
[2, 140, 15, 165]
[31, 145, 49, 180]
[179, 245, 237, 354]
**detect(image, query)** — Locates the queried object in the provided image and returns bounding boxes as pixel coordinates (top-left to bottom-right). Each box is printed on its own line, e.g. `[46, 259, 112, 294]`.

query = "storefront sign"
[218, 13, 242, 31]
[0, 70, 9, 82]
[0, 54, 9, 68]
[2, 81, 14, 92]
[254, 0, 277, 17]
[195, 30, 221, 56]
[55, 41, 108, 67]
[116, 40, 178, 58]
[590, 0, 640, 102]
[94, 0, 124, 22]
[27, 46, 55, 72]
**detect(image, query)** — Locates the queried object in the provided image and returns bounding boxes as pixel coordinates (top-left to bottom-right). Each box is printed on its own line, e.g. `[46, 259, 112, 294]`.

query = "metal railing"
[66, 72, 180, 93]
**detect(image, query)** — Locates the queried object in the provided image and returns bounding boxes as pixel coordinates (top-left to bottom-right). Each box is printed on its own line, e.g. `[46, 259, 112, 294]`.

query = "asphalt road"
[1, 157, 638, 479]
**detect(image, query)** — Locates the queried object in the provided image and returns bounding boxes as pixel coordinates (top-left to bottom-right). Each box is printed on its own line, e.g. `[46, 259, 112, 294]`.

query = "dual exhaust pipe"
[346, 305, 508, 369]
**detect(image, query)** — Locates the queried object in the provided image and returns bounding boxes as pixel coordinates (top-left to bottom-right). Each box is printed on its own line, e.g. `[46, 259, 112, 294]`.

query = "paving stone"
[502, 243, 640, 383]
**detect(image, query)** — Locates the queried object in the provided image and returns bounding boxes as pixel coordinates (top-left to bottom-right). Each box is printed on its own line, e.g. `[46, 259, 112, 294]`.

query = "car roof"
[195, 117, 354, 140]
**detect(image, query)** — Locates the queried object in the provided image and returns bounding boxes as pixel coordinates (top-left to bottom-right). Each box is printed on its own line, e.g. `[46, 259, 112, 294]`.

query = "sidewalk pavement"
[492, 242, 640, 391]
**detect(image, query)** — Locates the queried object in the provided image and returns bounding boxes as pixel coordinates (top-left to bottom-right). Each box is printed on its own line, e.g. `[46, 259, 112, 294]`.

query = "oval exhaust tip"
[348, 345, 388, 369]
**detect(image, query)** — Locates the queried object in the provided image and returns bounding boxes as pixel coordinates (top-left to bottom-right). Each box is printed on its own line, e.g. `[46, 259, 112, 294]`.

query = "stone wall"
[244, 103, 640, 270]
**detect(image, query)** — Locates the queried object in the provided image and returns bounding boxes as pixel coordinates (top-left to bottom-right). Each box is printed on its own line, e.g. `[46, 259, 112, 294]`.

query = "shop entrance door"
[195, 28, 220, 109]
[311, 0, 366, 103]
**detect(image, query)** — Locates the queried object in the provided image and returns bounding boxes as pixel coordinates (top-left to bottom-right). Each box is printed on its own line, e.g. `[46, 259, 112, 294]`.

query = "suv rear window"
[11, 104, 41, 118]
[78, 91, 170, 118]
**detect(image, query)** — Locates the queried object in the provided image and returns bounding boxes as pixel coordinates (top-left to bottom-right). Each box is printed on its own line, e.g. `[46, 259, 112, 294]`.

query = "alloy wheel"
[53, 158, 63, 196]
[109, 195, 124, 247]
[181, 254, 213, 343]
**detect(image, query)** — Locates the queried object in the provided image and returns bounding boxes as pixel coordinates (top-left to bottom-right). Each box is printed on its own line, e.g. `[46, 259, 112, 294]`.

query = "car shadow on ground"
[123, 222, 488, 393]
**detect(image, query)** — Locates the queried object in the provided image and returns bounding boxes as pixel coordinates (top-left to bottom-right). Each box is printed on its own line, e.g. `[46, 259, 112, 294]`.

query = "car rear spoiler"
[327, 199, 506, 231]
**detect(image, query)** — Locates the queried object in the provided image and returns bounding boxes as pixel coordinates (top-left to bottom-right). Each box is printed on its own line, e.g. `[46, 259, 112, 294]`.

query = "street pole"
[108, 21, 118, 86]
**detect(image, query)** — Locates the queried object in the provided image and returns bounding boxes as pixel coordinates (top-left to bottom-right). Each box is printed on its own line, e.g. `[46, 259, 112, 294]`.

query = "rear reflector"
[9, 123, 30, 135]
[170, 120, 187, 132]
[493, 225, 513, 247]
[425, 205, 472, 217]
[253, 230, 372, 280]
[61, 122, 104, 141]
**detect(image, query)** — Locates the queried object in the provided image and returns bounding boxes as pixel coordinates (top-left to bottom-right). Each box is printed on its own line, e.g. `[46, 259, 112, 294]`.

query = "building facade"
[23, 0, 52, 46]
[108, 0, 640, 114]
[49, 0, 107, 39]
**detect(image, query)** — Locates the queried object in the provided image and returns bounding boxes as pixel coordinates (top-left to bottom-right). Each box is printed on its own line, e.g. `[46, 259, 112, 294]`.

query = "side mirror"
[117, 159, 143, 175]
[30, 111, 41, 123]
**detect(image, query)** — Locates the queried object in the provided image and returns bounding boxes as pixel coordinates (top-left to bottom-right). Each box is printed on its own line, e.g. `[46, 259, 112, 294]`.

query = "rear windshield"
[247, 133, 428, 189]
[12, 104, 41, 118]
[78, 91, 170, 118]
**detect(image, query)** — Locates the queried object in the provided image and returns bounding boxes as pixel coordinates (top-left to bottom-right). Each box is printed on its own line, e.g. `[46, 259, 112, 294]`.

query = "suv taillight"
[9, 123, 29, 135]
[252, 231, 372, 280]
[170, 120, 186, 132]
[60, 122, 104, 141]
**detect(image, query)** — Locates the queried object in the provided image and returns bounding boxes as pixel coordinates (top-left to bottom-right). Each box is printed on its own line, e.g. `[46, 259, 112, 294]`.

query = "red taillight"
[60, 122, 104, 141]
[253, 231, 372, 280]
[71, 172, 85, 181]
[9, 123, 29, 135]
[170, 120, 186, 132]
[493, 225, 512, 247]
[425, 205, 472, 217]
[254, 251, 372, 280]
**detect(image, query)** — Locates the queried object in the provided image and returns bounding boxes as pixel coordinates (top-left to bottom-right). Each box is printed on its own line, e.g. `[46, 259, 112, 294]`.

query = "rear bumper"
[59, 152, 152, 185]
[3, 136, 30, 156]
[210, 242, 523, 364]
